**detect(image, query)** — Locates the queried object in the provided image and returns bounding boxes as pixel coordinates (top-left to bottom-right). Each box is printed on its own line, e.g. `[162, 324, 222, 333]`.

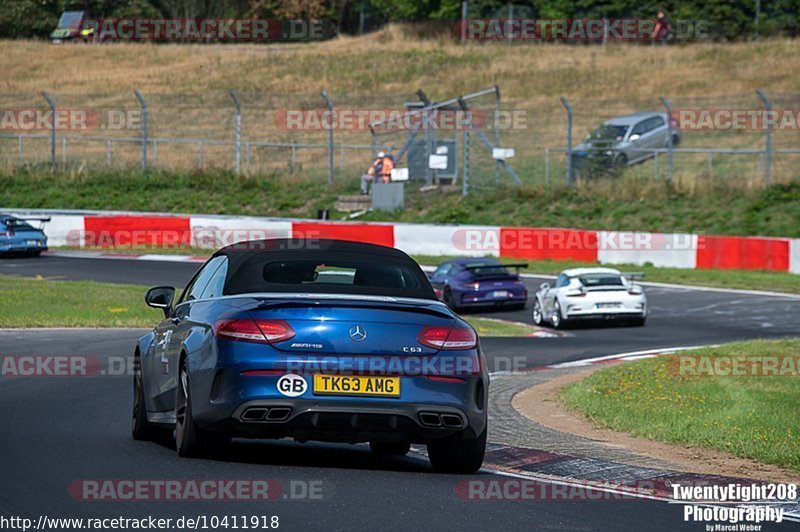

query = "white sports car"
[532, 268, 647, 328]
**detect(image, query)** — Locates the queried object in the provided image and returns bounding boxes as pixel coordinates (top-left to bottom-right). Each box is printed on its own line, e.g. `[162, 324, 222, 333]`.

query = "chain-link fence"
[1, 89, 798, 193]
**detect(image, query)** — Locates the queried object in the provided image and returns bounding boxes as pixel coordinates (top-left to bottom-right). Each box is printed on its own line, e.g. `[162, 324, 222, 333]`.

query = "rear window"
[224, 253, 436, 300]
[578, 274, 623, 287]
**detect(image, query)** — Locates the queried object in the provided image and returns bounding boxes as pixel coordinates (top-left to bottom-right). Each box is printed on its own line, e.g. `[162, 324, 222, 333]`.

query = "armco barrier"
[4, 209, 799, 274]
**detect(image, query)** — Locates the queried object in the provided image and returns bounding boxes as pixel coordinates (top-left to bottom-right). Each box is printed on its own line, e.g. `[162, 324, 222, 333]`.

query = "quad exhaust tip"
[419, 412, 464, 429]
[241, 406, 292, 423]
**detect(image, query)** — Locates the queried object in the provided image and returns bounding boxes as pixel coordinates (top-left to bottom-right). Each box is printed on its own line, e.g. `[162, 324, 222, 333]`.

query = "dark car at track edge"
[428, 258, 528, 312]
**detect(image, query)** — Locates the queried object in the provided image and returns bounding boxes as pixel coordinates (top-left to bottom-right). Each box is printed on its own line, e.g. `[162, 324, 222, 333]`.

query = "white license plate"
[27, 240, 40, 246]
[596, 303, 621, 309]
[492, 290, 509, 298]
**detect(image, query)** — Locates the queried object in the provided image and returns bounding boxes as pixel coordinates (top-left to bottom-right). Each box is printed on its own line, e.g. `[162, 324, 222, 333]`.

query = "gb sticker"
[277, 374, 308, 397]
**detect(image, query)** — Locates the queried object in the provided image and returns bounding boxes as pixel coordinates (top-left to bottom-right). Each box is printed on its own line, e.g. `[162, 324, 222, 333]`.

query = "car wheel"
[175, 359, 229, 458]
[552, 301, 568, 329]
[532, 299, 544, 325]
[27, 250, 42, 257]
[131, 355, 153, 441]
[443, 288, 460, 312]
[614, 154, 628, 167]
[427, 429, 486, 474]
[629, 317, 647, 327]
[369, 441, 411, 456]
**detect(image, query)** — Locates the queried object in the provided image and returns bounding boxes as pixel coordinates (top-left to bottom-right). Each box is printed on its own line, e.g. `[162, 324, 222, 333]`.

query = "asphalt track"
[1, 255, 799, 531]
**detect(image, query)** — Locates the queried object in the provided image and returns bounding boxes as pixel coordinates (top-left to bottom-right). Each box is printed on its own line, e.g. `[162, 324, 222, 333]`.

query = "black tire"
[614, 154, 628, 167]
[428, 429, 486, 473]
[175, 359, 229, 458]
[369, 441, 411, 456]
[551, 300, 569, 329]
[27, 250, 42, 257]
[131, 354, 153, 441]
[443, 288, 460, 312]
[629, 317, 647, 327]
[532, 299, 544, 325]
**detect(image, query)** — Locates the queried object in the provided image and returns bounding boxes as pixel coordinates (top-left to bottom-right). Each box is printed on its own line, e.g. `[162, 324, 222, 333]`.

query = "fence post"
[658, 96, 673, 183]
[756, 89, 772, 184]
[493, 84, 501, 185]
[559, 96, 573, 187]
[134, 90, 148, 170]
[461, 120, 470, 196]
[41, 92, 56, 170]
[544, 147, 550, 185]
[461, 1, 467, 44]
[507, 2, 513, 47]
[755, 0, 761, 41]
[320, 90, 334, 184]
[229, 90, 242, 174]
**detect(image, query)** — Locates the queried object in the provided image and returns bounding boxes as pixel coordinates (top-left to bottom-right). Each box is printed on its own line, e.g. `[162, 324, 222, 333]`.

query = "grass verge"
[560, 340, 800, 472]
[5, 169, 800, 238]
[0, 275, 161, 327]
[0, 274, 533, 336]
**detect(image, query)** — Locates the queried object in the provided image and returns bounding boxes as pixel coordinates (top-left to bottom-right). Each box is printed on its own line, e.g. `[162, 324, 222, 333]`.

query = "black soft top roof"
[216, 238, 437, 300]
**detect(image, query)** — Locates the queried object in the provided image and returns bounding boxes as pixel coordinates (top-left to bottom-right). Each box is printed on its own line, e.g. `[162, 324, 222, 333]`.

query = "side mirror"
[629, 133, 641, 142]
[145, 286, 175, 317]
[539, 282, 550, 291]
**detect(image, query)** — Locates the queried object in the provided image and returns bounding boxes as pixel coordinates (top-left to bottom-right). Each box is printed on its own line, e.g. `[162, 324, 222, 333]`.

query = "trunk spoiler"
[623, 272, 645, 282]
[249, 294, 454, 319]
[8, 216, 51, 230]
[463, 263, 528, 273]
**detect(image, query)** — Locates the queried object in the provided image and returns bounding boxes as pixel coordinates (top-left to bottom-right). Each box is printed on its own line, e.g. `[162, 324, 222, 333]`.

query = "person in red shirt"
[652, 11, 670, 46]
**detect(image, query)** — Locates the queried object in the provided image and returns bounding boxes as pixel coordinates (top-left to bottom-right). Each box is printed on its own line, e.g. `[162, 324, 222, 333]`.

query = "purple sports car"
[428, 258, 528, 312]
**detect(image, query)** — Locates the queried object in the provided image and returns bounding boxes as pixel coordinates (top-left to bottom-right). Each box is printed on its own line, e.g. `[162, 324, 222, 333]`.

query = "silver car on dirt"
[532, 268, 647, 329]
[573, 111, 681, 168]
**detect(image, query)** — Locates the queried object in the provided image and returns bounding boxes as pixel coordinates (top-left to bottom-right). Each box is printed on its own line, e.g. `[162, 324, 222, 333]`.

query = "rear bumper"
[0, 244, 47, 253]
[222, 399, 485, 443]
[456, 293, 527, 307]
[192, 369, 488, 443]
[565, 311, 645, 320]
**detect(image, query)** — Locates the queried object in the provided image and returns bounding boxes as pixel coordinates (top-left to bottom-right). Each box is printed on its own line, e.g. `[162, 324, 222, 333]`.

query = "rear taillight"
[417, 325, 477, 350]
[566, 289, 587, 298]
[0, 231, 12, 237]
[214, 319, 295, 344]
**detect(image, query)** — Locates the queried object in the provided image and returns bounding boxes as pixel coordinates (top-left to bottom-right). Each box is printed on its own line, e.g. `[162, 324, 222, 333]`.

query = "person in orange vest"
[360, 151, 395, 195]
